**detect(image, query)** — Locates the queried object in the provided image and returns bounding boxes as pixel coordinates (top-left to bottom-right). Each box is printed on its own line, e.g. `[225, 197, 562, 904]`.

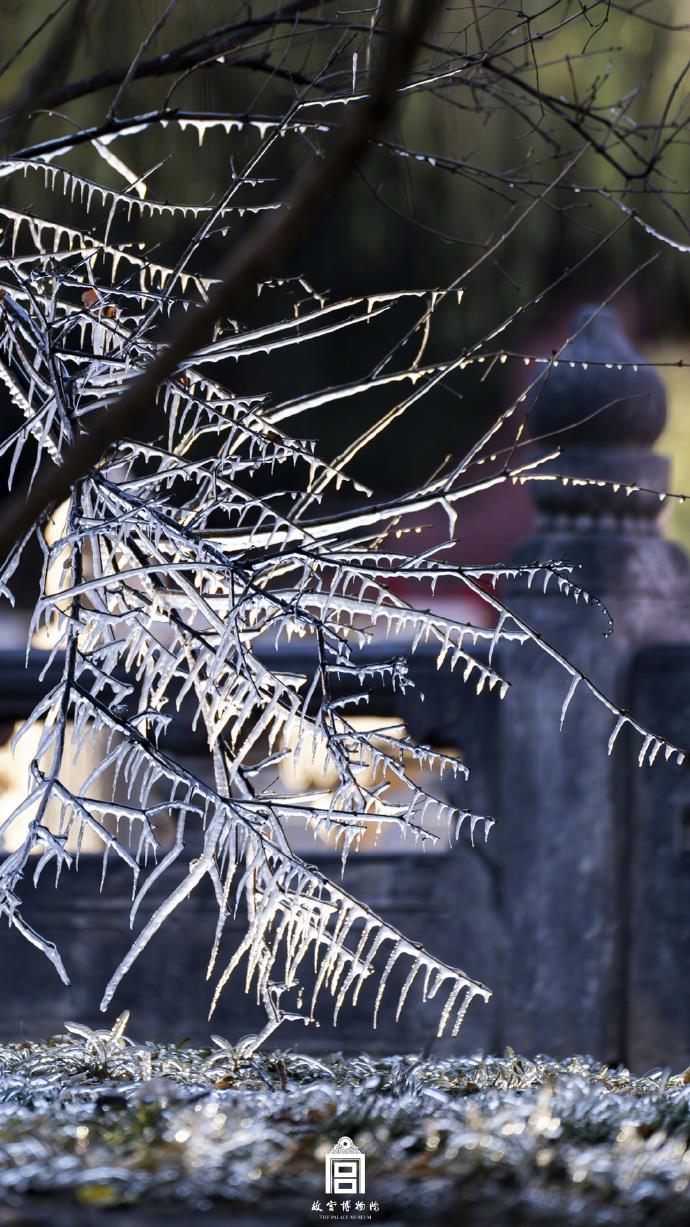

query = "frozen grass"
[2, 1017, 690, 1223]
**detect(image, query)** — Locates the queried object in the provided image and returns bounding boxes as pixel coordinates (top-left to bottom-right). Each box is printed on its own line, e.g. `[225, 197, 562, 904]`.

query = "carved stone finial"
[531, 306, 666, 446]
[526, 306, 669, 525]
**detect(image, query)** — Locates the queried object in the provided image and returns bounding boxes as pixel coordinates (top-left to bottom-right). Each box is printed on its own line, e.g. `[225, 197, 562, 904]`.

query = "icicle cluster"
[0, 110, 683, 1044]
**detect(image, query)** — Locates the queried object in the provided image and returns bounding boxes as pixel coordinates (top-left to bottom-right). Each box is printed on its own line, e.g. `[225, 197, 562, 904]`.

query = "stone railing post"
[495, 306, 690, 1061]
[626, 645, 690, 1071]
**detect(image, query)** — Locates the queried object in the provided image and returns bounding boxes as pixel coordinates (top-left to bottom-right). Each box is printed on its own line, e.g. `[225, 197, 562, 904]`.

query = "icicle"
[436, 981, 462, 1038]
[554, 677, 577, 731]
[608, 715, 627, 756]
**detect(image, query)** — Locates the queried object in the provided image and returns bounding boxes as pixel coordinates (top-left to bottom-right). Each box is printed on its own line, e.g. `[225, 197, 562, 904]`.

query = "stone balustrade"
[2, 307, 690, 1067]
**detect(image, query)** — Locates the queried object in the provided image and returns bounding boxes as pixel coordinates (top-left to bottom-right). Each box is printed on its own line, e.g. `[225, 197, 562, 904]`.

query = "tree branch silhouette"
[0, 0, 441, 570]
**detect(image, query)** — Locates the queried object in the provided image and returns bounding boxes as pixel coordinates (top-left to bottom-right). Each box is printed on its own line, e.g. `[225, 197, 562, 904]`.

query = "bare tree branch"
[0, 0, 89, 149]
[107, 0, 180, 121]
[12, 0, 328, 116]
[0, 0, 75, 84]
[0, 0, 442, 570]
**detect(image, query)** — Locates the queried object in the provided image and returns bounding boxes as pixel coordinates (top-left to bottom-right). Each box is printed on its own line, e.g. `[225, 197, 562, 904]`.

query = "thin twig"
[0, 0, 88, 149]
[0, 0, 442, 570]
[107, 0, 180, 121]
[22, 0, 327, 115]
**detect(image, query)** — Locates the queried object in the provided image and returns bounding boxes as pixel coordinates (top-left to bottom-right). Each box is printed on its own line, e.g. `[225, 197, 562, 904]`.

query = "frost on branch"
[0, 91, 685, 1048]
